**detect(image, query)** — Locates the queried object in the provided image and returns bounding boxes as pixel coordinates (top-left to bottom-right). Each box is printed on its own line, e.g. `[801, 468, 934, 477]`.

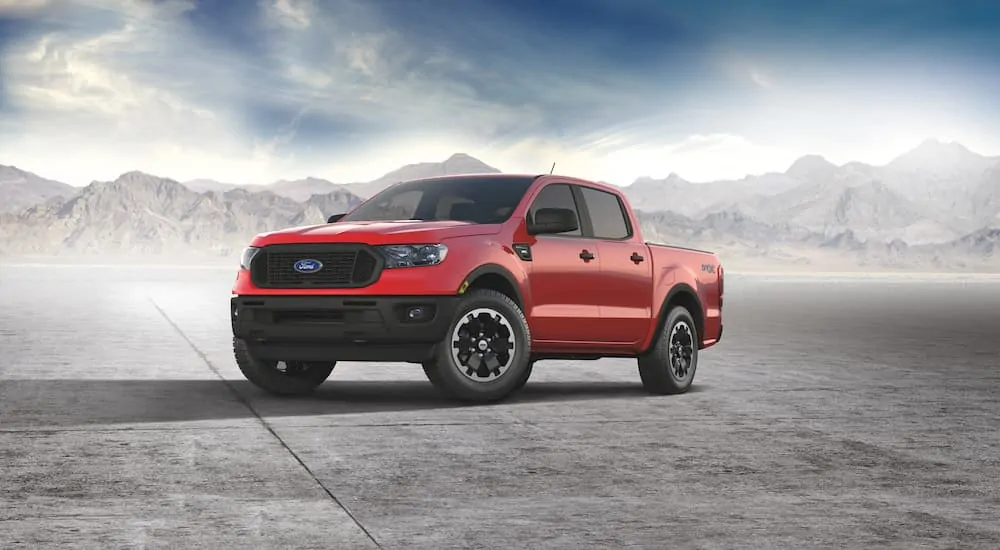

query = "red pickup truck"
[231, 173, 724, 403]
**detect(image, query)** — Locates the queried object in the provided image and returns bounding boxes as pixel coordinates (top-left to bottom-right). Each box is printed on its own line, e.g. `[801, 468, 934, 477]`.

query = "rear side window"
[527, 183, 582, 236]
[579, 186, 631, 240]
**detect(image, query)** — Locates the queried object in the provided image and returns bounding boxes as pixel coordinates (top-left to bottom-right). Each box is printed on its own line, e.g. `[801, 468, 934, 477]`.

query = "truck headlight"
[377, 244, 448, 268]
[240, 246, 260, 270]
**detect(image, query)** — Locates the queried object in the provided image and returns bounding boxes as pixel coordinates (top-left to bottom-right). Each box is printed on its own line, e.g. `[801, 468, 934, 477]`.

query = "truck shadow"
[0, 379, 709, 430]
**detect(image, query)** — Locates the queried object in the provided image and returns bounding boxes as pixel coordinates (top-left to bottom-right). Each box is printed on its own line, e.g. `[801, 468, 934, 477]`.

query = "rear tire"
[422, 289, 531, 403]
[513, 361, 534, 391]
[233, 337, 336, 396]
[637, 306, 698, 395]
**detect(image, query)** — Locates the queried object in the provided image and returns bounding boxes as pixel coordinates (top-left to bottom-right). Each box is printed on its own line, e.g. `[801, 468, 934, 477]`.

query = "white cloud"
[343, 33, 390, 78]
[714, 50, 778, 90]
[11, 26, 191, 118]
[749, 70, 772, 89]
[285, 64, 333, 89]
[265, 0, 312, 29]
[0, 0, 51, 16]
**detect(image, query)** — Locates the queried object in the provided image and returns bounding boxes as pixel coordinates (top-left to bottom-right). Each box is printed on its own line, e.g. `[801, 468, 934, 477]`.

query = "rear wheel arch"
[651, 284, 705, 349]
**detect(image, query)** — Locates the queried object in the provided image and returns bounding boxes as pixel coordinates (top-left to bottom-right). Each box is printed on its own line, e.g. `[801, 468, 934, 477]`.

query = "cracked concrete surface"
[1, 266, 999, 549]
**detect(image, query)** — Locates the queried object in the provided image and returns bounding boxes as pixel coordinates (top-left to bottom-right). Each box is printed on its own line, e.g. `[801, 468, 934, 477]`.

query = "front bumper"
[231, 294, 459, 362]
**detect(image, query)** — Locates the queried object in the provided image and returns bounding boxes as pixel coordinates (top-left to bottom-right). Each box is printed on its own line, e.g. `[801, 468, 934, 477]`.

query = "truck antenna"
[549, 162, 556, 174]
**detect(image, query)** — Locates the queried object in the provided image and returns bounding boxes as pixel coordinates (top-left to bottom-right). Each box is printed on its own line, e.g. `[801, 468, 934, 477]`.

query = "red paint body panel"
[518, 234, 606, 343]
[231, 173, 724, 354]
[640, 244, 724, 351]
[593, 238, 654, 345]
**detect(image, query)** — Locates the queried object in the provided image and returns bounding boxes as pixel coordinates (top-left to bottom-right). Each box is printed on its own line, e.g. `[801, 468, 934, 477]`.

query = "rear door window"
[579, 186, 631, 240]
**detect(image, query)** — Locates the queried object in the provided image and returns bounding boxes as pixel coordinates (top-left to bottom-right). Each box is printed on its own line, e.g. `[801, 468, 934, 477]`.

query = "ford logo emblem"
[293, 259, 324, 274]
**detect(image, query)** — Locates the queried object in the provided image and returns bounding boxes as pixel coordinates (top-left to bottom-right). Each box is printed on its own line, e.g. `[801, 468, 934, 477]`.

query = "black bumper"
[231, 295, 460, 362]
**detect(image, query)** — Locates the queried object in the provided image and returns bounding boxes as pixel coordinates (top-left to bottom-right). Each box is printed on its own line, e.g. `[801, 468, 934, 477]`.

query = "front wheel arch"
[461, 263, 528, 309]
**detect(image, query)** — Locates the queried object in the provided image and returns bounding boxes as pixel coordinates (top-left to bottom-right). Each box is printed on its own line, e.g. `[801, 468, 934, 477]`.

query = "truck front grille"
[251, 244, 383, 288]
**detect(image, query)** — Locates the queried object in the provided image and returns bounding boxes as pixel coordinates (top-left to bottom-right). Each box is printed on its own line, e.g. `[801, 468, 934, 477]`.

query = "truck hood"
[251, 220, 504, 246]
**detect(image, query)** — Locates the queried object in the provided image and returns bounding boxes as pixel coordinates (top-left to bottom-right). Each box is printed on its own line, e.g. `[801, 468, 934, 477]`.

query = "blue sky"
[1, 0, 999, 186]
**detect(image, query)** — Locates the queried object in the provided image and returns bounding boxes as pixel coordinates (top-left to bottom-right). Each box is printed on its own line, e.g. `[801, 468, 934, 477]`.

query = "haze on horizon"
[1, 0, 999, 187]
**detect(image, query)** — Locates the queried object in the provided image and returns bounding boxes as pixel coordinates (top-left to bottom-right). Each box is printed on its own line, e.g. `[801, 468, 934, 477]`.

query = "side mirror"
[327, 213, 345, 223]
[527, 207, 579, 235]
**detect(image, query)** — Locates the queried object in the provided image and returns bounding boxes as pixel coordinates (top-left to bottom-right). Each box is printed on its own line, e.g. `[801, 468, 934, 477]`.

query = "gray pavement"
[1, 265, 999, 549]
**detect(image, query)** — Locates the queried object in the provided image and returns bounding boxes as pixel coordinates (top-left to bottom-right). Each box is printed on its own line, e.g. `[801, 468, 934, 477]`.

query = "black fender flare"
[459, 263, 527, 308]
[654, 283, 704, 336]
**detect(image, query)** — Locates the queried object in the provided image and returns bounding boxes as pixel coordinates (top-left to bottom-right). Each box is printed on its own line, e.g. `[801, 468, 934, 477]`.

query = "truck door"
[575, 185, 654, 345]
[523, 183, 606, 343]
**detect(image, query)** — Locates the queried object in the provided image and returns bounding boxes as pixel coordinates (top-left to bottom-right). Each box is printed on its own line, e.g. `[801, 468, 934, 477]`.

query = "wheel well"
[468, 273, 522, 308]
[659, 290, 704, 345]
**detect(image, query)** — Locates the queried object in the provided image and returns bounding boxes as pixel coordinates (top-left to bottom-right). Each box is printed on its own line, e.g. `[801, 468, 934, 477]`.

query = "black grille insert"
[251, 244, 383, 288]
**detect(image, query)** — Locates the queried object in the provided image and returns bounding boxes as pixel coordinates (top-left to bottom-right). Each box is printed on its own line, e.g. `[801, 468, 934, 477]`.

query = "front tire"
[422, 289, 532, 403]
[637, 306, 699, 395]
[422, 360, 447, 391]
[233, 337, 336, 396]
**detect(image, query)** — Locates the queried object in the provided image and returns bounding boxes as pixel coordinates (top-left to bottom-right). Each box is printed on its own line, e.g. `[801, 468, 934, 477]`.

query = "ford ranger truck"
[231, 173, 724, 403]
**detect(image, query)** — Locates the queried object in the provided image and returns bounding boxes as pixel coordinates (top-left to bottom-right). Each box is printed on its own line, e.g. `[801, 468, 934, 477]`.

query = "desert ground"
[1, 264, 999, 549]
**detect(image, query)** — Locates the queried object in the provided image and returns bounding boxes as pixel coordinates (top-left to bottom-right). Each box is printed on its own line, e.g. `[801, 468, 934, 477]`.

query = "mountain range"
[1, 141, 998, 271]
[180, 153, 501, 201]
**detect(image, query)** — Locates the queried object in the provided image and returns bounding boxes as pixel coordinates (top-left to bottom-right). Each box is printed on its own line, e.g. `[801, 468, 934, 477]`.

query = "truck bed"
[645, 241, 717, 256]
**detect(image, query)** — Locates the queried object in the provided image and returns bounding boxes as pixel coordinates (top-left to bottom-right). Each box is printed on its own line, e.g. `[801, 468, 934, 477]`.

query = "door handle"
[631, 252, 644, 264]
[579, 250, 595, 261]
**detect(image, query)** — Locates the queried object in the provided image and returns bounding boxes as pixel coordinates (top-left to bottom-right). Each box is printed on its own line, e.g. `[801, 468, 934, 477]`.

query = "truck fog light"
[406, 307, 427, 320]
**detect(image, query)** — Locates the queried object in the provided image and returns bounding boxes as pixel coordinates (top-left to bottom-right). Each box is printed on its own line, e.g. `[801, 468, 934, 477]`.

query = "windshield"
[341, 175, 537, 224]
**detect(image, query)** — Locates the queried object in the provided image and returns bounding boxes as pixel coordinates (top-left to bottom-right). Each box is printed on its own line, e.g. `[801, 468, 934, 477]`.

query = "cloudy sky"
[1, 0, 999, 186]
